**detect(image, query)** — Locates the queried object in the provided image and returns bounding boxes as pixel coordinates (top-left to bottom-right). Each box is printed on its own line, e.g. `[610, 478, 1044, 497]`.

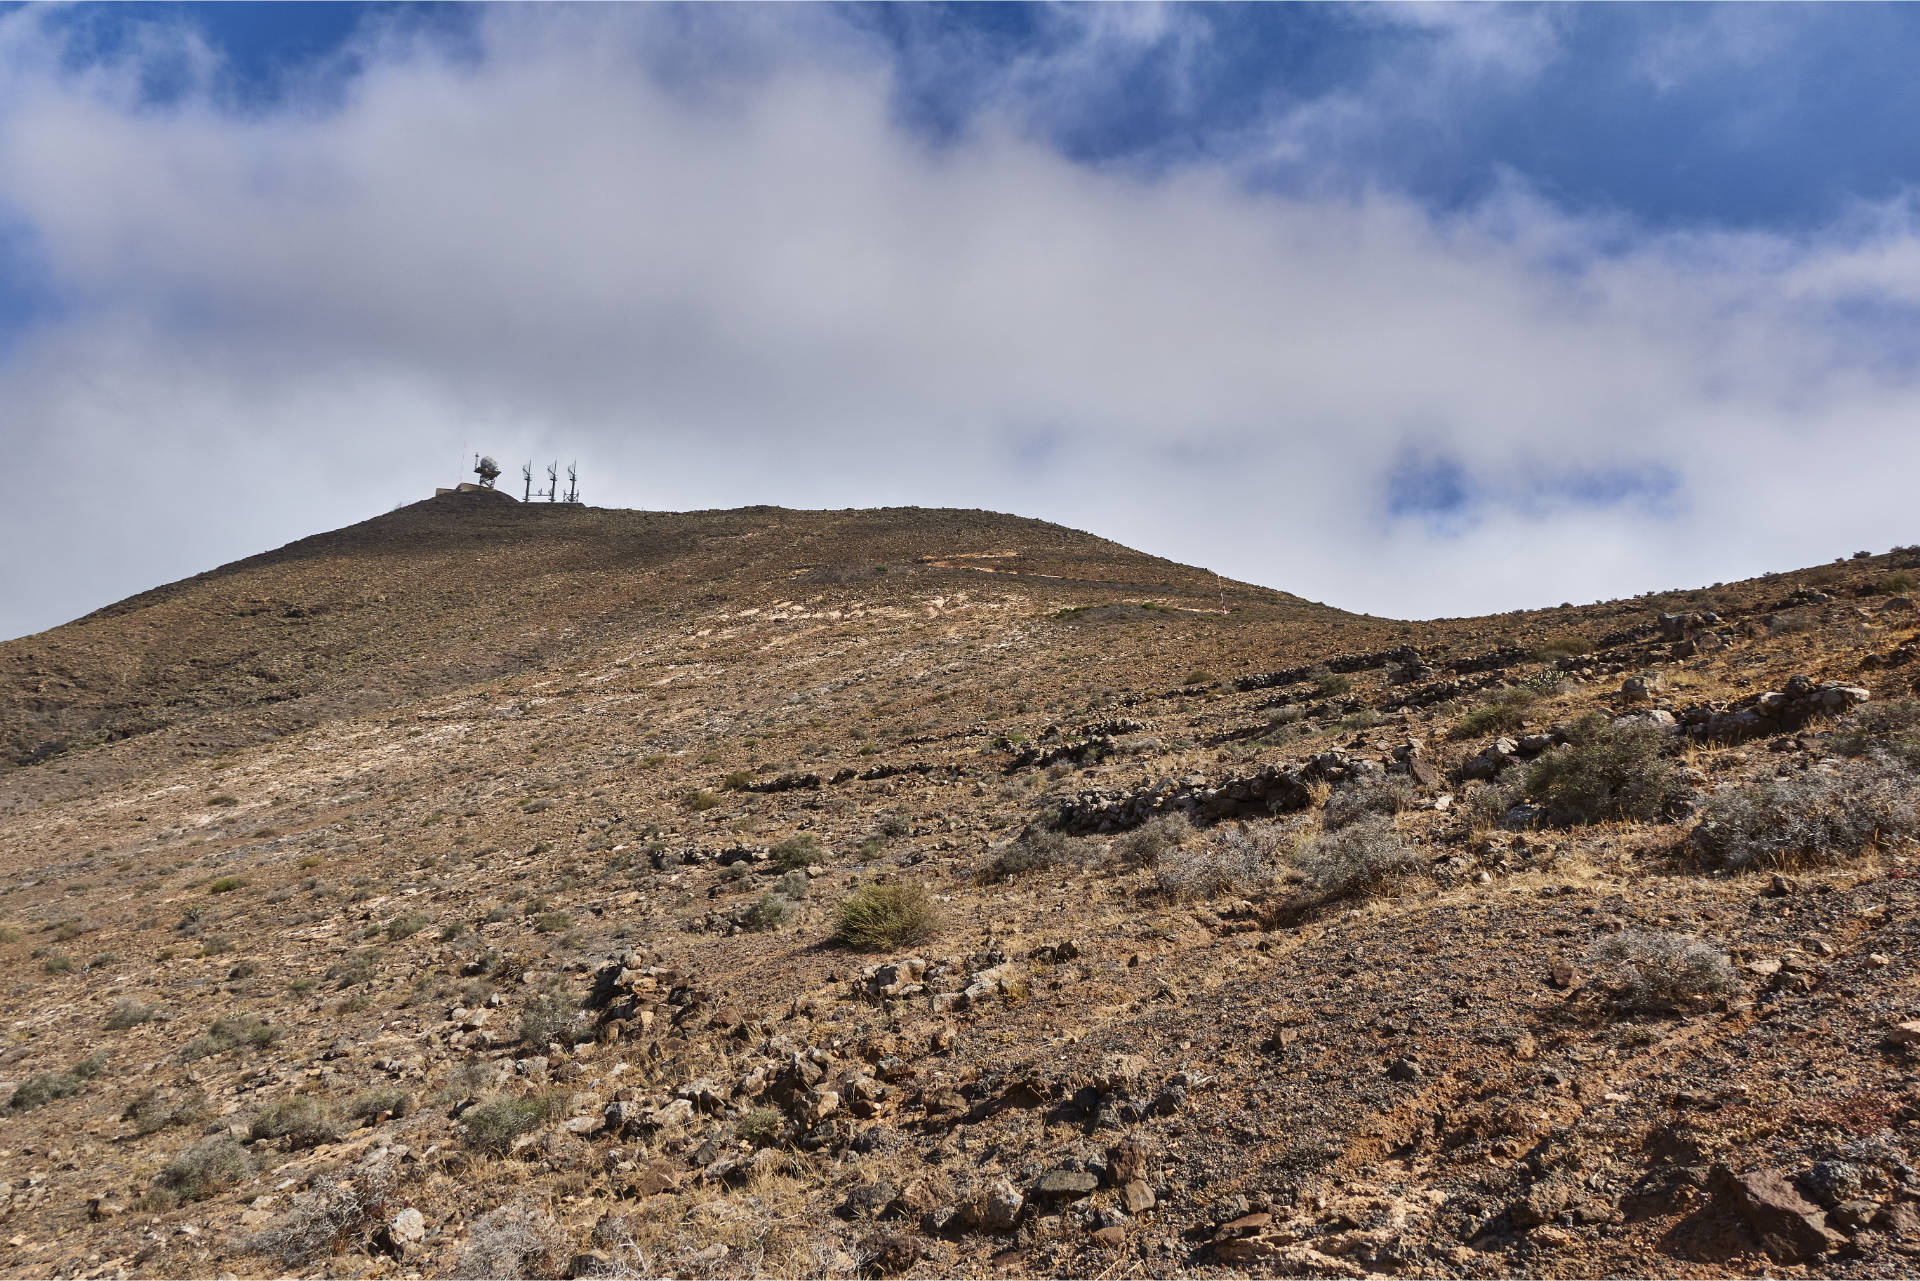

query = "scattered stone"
[1712, 1166, 1843, 1263]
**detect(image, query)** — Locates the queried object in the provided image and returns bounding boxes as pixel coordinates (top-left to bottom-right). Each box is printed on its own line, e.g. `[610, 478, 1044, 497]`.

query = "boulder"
[1712, 1166, 1843, 1262]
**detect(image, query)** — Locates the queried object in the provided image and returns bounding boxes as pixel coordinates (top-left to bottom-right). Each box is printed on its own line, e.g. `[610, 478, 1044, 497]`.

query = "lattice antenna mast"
[546, 462, 559, 503]
[522, 463, 534, 503]
[564, 463, 580, 504]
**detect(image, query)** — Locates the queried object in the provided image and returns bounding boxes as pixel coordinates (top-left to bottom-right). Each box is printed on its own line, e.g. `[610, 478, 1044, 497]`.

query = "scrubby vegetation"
[1295, 816, 1421, 902]
[248, 1094, 340, 1147]
[832, 882, 939, 950]
[1114, 812, 1193, 866]
[1588, 931, 1738, 1010]
[1523, 716, 1688, 826]
[459, 1094, 562, 1156]
[1689, 758, 1920, 871]
[1155, 823, 1291, 899]
[455, 1202, 565, 1280]
[156, 1136, 253, 1204]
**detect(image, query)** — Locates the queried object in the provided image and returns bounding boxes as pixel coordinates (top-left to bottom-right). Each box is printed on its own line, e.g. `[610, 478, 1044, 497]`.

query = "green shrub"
[1454, 687, 1539, 737]
[439, 921, 469, 942]
[738, 1108, 784, 1148]
[207, 795, 240, 807]
[157, 1136, 253, 1203]
[208, 876, 244, 894]
[685, 791, 723, 812]
[1522, 717, 1687, 826]
[773, 870, 810, 900]
[249, 1095, 340, 1147]
[832, 883, 940, 951]
[1313, 671, 1352, 698]
[42, 953, 73, 974]
[1532, 633, 1593, 662]
[738, 893, 790, 932]
[531, 911, 571, 935]
[1182, 668, 1217, 687]
[8, 1070, 84, 1111]
[721, 771, 753, 791]
[460, 1094, 561, 1156]
[384, 914, 429, 942]
[326, 949, 376, 987]
[770, 834, 826, 871]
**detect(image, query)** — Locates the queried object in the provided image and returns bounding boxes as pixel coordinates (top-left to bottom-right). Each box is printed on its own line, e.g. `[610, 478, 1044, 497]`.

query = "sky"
[4, 3, 1920, 640]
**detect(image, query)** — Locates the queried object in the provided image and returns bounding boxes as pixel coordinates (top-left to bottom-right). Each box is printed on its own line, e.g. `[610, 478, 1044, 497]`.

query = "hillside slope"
[1, 502, 1918, 1281]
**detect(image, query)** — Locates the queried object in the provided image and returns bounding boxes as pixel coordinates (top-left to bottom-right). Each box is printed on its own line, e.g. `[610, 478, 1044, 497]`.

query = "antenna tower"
[564, 463, 580, 504]
[545, 462, 559, 503]
[521, 463, 534, 503]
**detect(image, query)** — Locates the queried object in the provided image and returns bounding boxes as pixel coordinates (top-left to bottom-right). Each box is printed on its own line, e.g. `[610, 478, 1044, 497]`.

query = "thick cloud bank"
[2, 6, 1918, 639]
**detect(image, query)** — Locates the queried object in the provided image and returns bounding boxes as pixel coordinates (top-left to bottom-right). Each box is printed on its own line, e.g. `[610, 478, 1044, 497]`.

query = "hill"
[0, 498, 1917, 1280]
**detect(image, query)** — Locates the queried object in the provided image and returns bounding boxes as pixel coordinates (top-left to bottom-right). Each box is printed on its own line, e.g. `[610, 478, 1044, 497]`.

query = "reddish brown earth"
[2, 492, 1918, 1279]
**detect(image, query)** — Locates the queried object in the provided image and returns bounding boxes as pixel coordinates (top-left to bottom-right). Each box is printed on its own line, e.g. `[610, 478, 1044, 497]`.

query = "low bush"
[1312, 671, 1351, 698]
[180, 1014, 283, 1061]
[1588, 931, 1737, 1010]
[684, 791, 723, 812]
[737, 1107, 785, 1148]
[1689, 758, 1920, 871]
[1155, 824, 1291, 900]
[1523, 716, 1687, 826]
[832, 883, 940, 951]
[208, 876, 244, 894]
[247, 1161, 395, 1265]
[124, 1086, 210, 1136]
[1114, 813, 1193, 867]
[738, 893, 791, 932]
[157, 1136, 253, 1204]
[1183, 668, 1217, 687]
[249, 1095, 340, 1148]
[455, 1202, 565, 1280]
[1453, 687, 1539, 738]
[984, 827, 1082, 881]
[384, 914, 429, 941]
[347, 1088, 413, 1122]
[771, 834, 827, 871]
[517, 991, 579, 1047]
[1322, 776, 1415, 831]
[531, 911, 571, 935]
[773, 869, 810, 900]
[104, 998, 157, 1030]
[460, 1094, 561, 1157]
[1831, 700, 1920, 770]
[1294, 816, 1421, 902]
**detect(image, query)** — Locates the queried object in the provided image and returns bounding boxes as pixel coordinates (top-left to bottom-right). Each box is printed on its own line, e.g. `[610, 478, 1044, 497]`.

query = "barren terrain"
[3, 492, 1919, 1280]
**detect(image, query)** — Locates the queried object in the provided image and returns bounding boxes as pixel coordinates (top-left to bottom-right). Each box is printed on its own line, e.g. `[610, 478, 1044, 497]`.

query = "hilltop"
[1, 497, 1918, 1280]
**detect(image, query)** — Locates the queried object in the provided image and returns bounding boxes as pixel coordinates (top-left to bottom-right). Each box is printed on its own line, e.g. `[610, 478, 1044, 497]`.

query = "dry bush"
[518, 990, 582, 1047]
[246, 1161, 395, 1265]
[1294, 816, 1421, 902]
[1588, 931, 1737, 1010]
[248, 1094, 340, 1148]
[157, 1135, 254, 1204]
[1688, 758, 1920, 871]
[1453, 687, 1539, 737]
[771, 834, 827, 871]
[460, 1093, 562, 1156]
[1113, 812, 1193, 867]
[123, 1086, 210, 1136]
[1831, 699, 1920, 770]
[104, 998, 156, 1029]
[455, 1202, 566, 1280]
[1322, 776, 1415, 831]
[8, 1050, 107, 1112]
[833, 883, 940, 951]
[1155, 823, 1291, 899]
[984, 827, 1083, 881]
[1523, 716, 1687, 826]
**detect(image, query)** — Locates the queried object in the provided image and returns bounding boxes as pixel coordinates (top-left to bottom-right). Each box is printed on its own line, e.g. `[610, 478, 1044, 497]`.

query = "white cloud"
[0, 5, 1917, 640]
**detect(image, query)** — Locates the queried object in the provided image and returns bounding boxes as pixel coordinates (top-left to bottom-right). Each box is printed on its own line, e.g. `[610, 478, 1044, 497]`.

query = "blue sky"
[2, 2, 1920, 637]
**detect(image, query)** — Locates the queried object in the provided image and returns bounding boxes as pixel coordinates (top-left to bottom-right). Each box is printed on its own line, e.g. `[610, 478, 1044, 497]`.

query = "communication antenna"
[472, 454, 502, 489]
[564, 462, 580, 504]
[521, 462, 534, 503]
[546, 462, 559, 503]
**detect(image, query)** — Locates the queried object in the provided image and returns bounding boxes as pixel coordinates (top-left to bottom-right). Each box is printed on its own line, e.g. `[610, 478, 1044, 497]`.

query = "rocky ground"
[2, 494, 1919, 1279]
